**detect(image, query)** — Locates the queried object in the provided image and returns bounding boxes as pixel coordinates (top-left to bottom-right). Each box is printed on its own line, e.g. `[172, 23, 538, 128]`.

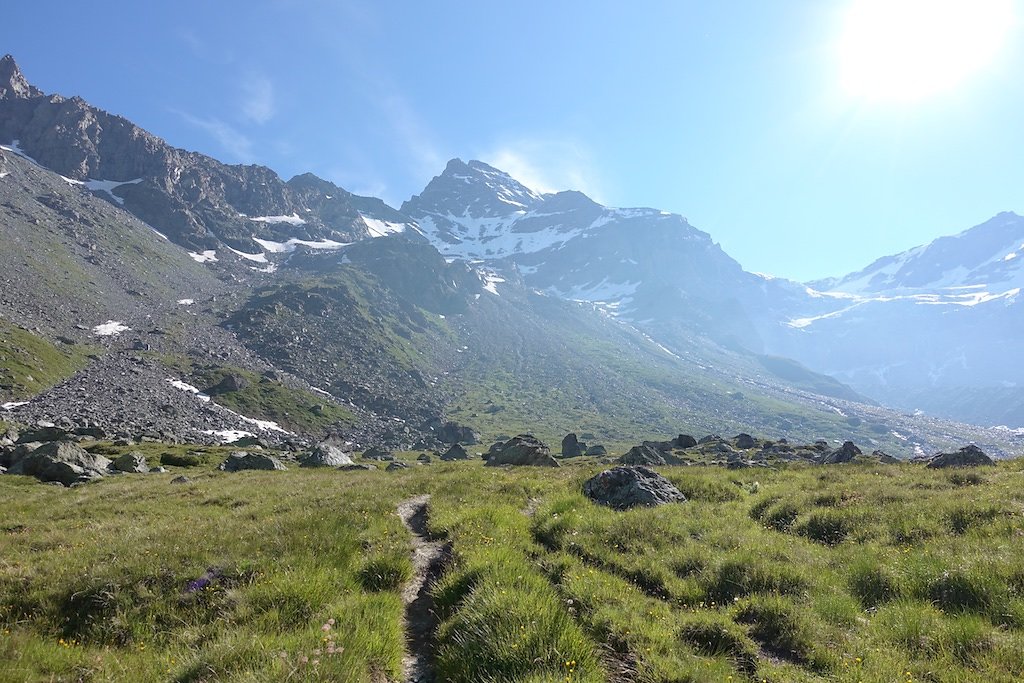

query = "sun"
[837, 0, 1014, 102]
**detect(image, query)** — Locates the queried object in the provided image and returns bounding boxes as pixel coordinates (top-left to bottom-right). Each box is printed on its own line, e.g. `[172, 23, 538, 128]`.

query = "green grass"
[0, 320, 93, 401]
[2, 455, 1024, 681]
[155, 355, 356, 435]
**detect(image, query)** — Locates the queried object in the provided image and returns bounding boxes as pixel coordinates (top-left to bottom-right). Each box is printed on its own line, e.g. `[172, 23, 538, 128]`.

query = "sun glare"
[838, 0, 1014, 102]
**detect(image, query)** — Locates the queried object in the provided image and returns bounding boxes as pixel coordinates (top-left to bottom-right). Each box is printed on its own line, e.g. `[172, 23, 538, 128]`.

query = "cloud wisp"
[175, 110, 254, 161]
[240, 74, 276, 125]
[482, 139, 606, 201]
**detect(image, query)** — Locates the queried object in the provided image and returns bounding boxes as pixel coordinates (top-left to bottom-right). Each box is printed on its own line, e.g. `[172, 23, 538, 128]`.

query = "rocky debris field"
[1, 424, 1000, 488]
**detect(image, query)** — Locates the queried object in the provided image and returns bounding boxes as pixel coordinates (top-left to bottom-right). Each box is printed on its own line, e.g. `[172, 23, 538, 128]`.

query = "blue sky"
[5, 1, 1023, 281]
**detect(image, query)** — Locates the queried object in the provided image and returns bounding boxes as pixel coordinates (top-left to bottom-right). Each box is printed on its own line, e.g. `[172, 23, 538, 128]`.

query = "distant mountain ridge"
[811, 211, 1024, 296]
[2, 53, 1022, 443]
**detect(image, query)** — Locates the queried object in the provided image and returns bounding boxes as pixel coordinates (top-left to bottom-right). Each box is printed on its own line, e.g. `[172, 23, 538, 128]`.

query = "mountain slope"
[0, 55, 414, 262]
[1, 53, 1020, 455]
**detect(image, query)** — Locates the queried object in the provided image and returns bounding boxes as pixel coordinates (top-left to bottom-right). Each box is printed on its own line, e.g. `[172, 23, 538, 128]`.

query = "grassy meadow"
[2, 447, 1024, 682]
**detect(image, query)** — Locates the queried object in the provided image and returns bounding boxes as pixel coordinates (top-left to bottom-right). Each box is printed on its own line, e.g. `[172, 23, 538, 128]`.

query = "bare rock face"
[218, 452, 287, 472]
[484, 434, 558, 467]
[926, 445, 995, 468]
[0, 55, 42, 99]
[583, 466, 687, 510]
[10, 441, 110, 486]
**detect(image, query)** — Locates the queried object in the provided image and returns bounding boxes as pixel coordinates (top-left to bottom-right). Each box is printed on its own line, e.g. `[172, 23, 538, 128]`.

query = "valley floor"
[2, 452, 1024, 682]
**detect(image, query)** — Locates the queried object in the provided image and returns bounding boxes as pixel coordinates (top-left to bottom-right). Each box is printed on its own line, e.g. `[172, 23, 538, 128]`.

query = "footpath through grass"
[2, 452, 1024, 682]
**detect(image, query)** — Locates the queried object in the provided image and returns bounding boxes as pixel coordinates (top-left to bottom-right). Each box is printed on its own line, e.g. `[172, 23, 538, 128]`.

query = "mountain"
[1, 54, 1019, 457]
[766, 212, 1024, 427]
[0, 54, 415, 262]
[402, 157, 1024, 430]
[403, 158, 809, 351]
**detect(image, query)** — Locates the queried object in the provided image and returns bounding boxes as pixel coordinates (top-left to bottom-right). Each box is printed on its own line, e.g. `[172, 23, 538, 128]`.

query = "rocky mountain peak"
[0, 54, 42, 100]
[403, 157, 544, 220]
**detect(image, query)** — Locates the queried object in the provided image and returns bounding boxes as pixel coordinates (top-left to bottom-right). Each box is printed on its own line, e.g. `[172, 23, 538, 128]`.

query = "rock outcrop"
[926, 445, 995, 468]
[111, 452, 150, 473]
[560, 433, 584, 458]
[822, 441, 862, 465]
[440, 443, 470, 461]
[218, 452, 288, 472]
[9, 442, 111, 486]
[484, 434, 558, 467]
[583, 466, 687, 510]
[300, 444, 353, 468]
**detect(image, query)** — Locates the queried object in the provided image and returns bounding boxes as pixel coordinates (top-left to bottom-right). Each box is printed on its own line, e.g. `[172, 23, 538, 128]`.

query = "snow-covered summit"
[812, 212, 1024, 296]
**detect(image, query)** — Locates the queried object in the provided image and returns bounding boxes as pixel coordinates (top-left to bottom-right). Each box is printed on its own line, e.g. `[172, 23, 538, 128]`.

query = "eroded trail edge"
[396, 494, 451, 683]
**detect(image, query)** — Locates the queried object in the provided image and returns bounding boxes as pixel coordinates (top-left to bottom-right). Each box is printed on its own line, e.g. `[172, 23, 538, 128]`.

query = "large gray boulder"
[440, 443, 470, 461]
[218, 452, 287, 472]
[822, 441, 862, 464]
[583, 466, 687, 510]
[12, 442, 111, 486]
[561, 433, 584, 458]
[926, 445, 995, 468]
[673, 434, 698, 449]
[361, 446, 394, 461]
[300, 444, 353, 468]
[111, 452, 150, 473]
[485, 435, 559, 467]
[733, 433, 757, 449]
[16, 425, 70, 444]
[618, 443, 668, 466]
[585, 444, 608, 456]
[619, 444, 686, 466]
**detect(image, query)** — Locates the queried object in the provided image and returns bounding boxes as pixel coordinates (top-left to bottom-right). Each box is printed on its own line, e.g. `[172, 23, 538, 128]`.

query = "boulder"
[485, 434, 559, 467]
[822, 441, 862, 464]
[618, 443, 667, 466]
[643, 440, 674, 452]
[339, 463, 377, 471]
[204, 373, 250, 396]
[417, 453, 432, 463]
[673, 434, 698, 449]
[440, 443, 470, 461]
[585, 444, 608, 456]
[560, 433, 584, 458]
[300, 444, 353, 468]
[430, 420, 480, 445]
[361, 446, 394, 461]
[217, 452, 287, 472]
[386, 461, 410, 471]
[583, 466, 687, 510]
[12, 442, 111, 486]
[16, 425, 70, 444]
[872, 450, 901, 464]
[111, 452, 150, 473]
[698, 434, 722, 445]
[926, 445, 995, 469]
[733, 433, 757, 449]
[170, 475, 192, 484]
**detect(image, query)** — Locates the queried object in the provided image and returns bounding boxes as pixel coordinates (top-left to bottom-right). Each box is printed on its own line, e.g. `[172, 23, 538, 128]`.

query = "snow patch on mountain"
[93, 321, 130, 336]
[247, 212, 307, 226]
[228, 247, 269, 263]
[361, 216, 409, 237]
[253, 236, 349, 253]
[189, 250, 218, 263]
[82, 177, 143, 205]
